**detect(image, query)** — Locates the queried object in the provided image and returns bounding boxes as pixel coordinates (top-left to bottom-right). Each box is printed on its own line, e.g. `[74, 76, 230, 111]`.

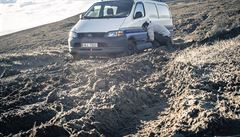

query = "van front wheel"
[71, 53, 89, 60]
[165, 37, 173, 46]
[127, 40, 137, 55]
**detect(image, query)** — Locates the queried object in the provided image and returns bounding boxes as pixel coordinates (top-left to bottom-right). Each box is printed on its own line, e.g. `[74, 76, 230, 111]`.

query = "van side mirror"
[79, 12, 85, 19]
[134, 12, 143, 19]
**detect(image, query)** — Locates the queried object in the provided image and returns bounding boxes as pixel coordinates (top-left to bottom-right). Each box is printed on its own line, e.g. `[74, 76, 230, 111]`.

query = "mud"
[0, 0, 240, 136]
[131, 38, 240, 137]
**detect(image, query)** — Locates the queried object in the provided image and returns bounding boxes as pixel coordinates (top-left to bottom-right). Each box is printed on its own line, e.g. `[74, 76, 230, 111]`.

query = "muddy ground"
[0, 0, 240, 137]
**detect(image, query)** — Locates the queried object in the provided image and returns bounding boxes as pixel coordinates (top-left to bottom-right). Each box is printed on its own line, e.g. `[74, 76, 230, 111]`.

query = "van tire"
[71, 53, 89, 60]
[165, 37, 173, 46]
[127, 40, 137, 55]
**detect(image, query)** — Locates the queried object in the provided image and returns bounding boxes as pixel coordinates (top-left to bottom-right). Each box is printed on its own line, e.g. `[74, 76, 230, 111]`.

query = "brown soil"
[0, 0, 239, 137]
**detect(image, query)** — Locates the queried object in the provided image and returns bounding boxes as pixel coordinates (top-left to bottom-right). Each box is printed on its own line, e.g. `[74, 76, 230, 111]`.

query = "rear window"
[157, 4, 171, 18]
[84, 1, 133, 19]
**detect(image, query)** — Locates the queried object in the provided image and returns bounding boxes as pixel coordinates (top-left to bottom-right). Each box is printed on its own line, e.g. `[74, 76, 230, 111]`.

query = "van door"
[144, 2, 159, 25]
[120, 2, 152, 50]
[156, 4, 173, 34]
[127, 2, 146, 28]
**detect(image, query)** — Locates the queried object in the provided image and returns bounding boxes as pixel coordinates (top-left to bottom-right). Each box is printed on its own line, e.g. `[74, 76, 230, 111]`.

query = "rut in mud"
[0, 46, 172, 136]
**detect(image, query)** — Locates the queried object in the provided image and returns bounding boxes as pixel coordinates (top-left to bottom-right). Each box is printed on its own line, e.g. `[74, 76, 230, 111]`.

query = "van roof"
[101, 0, 167, 6]
[135, 0, 168, 6]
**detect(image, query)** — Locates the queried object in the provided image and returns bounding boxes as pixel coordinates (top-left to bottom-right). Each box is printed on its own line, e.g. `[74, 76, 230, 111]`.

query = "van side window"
[157, 5, 171, 18]
[134, 2, 145, 19]
[145, 3, 158, 19]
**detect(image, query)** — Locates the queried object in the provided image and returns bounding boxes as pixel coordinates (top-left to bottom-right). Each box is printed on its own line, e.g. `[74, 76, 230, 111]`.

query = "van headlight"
[107, 30, 124, 37]
[69, 31, 78, 38]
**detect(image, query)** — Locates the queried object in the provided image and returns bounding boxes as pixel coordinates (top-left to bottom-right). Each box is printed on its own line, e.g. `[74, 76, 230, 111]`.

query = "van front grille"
[78, 33, 106, 38]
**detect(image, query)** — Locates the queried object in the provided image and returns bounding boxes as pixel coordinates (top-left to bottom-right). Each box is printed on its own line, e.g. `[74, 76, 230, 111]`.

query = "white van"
[68, 0, 173, 58]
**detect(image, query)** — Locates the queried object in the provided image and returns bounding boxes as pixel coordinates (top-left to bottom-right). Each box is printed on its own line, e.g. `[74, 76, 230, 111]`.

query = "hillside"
[0, 0, 240, 137]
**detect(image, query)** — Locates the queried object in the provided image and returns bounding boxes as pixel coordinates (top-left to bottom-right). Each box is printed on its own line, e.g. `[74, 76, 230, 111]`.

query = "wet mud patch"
[63, 87, 167, 137]
[0, 53, 64, 73]
[0, 72, 67, 113]
[25, 124, 70, 137]
[179, 118, 240, 137]
[201, 26, 240, 44]
[0, 107, 57, 136]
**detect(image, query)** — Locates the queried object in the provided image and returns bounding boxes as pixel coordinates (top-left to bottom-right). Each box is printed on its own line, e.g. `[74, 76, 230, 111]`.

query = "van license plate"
[81, 43, 98, 48]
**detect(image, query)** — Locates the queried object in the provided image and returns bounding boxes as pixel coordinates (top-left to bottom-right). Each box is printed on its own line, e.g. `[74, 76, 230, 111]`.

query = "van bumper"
[68, 37, 128, 56]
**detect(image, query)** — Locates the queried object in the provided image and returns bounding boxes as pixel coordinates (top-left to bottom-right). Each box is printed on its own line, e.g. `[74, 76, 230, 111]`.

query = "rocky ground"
[0, 0, 240, 137]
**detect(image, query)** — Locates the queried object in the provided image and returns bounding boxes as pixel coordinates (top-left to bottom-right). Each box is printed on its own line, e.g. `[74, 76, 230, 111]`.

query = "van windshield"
[84, 1, 133, 19]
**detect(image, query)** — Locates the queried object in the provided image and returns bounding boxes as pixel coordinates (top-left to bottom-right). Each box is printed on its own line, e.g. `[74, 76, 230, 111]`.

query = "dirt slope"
[0, 0, 240, 137]
[128, 38, 240, 137]
[171, 0, 240, 43]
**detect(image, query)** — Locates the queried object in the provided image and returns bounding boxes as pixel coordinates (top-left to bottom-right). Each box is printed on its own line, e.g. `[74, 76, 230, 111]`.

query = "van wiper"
[83, 16, 126, 19]
[83, 16, 98, 19]
[101, 16, 126, 19]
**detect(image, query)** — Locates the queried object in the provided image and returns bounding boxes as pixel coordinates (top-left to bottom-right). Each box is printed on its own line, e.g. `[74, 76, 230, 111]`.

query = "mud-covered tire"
[127, 40, 138, 55]
[154, 35, 172, 47]
[165, 37, 173, 46]
[71, 53, 89, 60]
